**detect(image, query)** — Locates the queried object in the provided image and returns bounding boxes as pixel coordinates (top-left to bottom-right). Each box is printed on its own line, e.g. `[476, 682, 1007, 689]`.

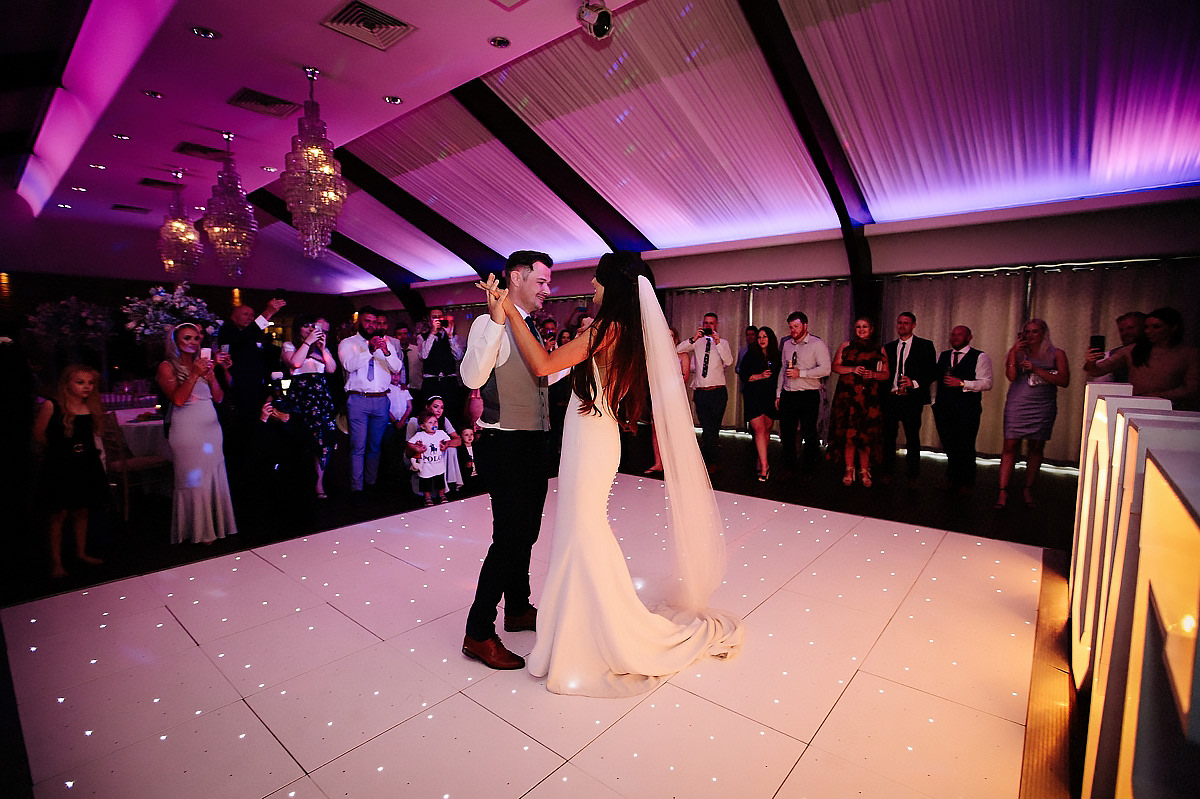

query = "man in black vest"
[417, 308, 464, 425]
[460, 250, 554, 670]
[882, 311, 937, 480]
[933, 325, 994, 493]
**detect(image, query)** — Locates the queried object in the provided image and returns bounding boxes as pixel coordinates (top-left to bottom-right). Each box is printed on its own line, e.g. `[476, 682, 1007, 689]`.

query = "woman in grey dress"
[997, 318, 1070, 508]
[156, 323, 238, 544]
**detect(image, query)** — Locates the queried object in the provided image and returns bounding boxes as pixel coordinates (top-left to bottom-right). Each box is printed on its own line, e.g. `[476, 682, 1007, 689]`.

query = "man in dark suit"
[933, 325, 993, 492]
[881, 311, 937, 480]
[459, 250, 555, 670]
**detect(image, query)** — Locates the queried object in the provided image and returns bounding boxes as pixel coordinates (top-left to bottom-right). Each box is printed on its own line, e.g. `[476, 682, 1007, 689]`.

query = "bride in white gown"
[479, 252, 743, 697]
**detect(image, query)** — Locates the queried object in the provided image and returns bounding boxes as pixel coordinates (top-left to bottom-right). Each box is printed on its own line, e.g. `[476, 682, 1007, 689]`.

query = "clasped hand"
[476, 274, 513, 324]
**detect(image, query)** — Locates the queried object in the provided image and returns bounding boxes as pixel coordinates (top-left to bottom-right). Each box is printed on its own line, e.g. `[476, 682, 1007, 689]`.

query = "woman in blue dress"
[997, 318, 1070, 508]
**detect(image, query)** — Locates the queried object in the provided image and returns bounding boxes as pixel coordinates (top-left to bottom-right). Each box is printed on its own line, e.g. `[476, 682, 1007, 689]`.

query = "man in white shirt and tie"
[338, 306, 402, 493]
[933, 325, 993, 493]
[776, 311, 832, 475]
[677, 312, 734, 467]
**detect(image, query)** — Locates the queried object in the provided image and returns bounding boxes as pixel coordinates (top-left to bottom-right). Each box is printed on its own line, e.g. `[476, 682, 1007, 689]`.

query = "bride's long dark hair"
[571, 251, 653, 425]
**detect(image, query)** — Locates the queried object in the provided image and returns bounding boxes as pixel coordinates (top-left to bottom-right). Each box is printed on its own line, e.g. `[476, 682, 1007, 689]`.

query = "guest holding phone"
[157, 323, 237, 544]
[282, 315, 339, 498]
[996, 319, 1069, 508]
[1084, 307, 1198, 409]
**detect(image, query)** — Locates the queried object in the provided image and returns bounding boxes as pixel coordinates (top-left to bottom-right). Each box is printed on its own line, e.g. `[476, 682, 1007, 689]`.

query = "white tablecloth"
[115, 410, 172, 460]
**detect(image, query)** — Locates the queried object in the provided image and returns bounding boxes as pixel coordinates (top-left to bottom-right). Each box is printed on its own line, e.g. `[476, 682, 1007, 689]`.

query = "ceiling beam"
[736, 0, 879, 317]
[334, 148, 506, 281]
[247, 188, 428, 316]
[451, 79, 656, 255]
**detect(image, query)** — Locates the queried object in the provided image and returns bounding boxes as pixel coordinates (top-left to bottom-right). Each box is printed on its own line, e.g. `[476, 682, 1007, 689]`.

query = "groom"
[460, 250, 554, 669]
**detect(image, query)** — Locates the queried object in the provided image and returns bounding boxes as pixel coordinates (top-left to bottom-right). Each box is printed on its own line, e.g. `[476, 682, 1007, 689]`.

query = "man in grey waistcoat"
[459, 250, 554, 670]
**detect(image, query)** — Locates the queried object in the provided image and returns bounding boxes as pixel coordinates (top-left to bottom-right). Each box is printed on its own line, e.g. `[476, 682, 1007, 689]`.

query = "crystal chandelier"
[282, 66, 347, 259]
[201, 131, 257, 279]
[158, 171, 202, 281]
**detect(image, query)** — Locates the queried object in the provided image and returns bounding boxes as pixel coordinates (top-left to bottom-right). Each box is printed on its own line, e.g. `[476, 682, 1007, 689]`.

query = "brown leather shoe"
[462, 634, 525, 670]
[503, 606, 538, 633]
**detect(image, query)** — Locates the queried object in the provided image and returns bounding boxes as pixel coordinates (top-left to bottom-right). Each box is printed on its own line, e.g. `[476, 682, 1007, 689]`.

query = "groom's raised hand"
[476, 274, 509, 325]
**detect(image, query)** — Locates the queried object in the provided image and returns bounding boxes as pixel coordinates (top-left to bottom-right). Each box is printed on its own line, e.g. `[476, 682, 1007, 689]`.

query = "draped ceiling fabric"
[345, 95, 609, 271]
[484, 0, 839, 250]
[781, 0, 1200, 222]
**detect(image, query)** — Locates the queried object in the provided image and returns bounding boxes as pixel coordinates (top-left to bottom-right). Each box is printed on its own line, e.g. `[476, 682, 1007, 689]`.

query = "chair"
[101, 412, 173, 521]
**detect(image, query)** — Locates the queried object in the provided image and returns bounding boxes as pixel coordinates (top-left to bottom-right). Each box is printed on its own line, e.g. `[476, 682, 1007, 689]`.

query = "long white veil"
[637, 275, 727, 615]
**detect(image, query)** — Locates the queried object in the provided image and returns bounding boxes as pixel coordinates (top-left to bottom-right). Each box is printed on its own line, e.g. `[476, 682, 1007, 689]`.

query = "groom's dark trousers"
[465, 428, 549, 641]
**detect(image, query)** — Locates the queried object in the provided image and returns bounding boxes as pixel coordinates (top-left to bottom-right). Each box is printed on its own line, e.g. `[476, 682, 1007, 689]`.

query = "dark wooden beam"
[736, 0, 878, 319]
[247, 188, 427, 317]
[451, 79, 656, 255]
[334, 148, 506, 281]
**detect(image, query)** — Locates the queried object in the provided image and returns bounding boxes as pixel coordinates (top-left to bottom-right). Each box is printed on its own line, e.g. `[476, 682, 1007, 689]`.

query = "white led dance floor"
[3, 475, 1044, 798]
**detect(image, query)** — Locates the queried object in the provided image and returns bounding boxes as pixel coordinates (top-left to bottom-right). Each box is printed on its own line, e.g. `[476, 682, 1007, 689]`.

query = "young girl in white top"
[409, 410, 450, 505]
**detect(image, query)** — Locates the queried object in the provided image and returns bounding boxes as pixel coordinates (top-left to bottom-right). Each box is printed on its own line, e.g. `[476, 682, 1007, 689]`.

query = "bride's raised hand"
[475, 274, 508, 324]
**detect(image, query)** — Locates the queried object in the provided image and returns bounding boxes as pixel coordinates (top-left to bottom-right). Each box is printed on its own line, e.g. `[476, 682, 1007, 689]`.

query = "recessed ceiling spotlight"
[112, 133, 130, 140]
[261, 166, 278, 172]
[143, 90, 163, 99]
[88, 164, 106, 170]
[71, 187, 87, 192]
[191, 26, 221, 39]
[57, 204, 72, 209]
[383, 95, 403, 105]
[490, 36, 511, 48]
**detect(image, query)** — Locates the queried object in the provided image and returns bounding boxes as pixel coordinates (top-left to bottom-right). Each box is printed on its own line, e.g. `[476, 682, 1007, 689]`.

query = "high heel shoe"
[758, 466, 770, 482]
[994, 488, 1008, 509]
[860, 467, 873, 488]
[842, 467, 855, 486]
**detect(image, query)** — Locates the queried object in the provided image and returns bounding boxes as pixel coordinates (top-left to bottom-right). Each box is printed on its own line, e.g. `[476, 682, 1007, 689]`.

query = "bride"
[479, 252, 743, 697]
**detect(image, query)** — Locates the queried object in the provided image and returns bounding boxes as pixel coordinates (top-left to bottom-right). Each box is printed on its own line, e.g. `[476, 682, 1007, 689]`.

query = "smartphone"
[220, 344, 230, 354]
[199, 347, 212, 360]
[1089, 335, 1106, 352]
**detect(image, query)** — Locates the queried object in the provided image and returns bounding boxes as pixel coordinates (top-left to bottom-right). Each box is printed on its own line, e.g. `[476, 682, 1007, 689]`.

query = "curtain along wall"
[666, 257, 1198, 464]
[439, 257, 1199, 466]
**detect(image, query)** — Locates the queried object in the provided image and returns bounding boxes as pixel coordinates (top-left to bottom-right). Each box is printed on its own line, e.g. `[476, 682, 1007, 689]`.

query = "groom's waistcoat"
[481, 326, 550, 431]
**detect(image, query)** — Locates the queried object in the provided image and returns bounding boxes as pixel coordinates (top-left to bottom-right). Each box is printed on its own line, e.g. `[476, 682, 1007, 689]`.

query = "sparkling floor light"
[202, 131, 257, 279]
[282, 67, 347, 259]
[158, 173, 202, 280]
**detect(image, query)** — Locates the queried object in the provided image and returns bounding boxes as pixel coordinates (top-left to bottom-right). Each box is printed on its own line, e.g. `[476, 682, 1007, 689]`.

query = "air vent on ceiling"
[174, 141, 227, 161]
[112, 204, 152, 214]
[323, 1, 414, 51]
[139, 178, 184, 190]
[227, 87, 301, 118]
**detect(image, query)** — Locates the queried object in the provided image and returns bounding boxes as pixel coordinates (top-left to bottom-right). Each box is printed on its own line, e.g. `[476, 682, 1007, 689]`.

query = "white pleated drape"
[484, 0, 837, 249]
[781, 0, 1200, 222]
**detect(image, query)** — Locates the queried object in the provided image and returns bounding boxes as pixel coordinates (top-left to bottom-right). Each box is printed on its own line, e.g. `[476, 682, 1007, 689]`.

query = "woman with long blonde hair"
[996, 318, 1070, 508]
[32, 364, 108, 577]
[156, 322, 237, 544]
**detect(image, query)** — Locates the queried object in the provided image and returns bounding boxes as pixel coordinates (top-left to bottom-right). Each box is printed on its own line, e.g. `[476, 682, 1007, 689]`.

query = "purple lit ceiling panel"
[782, 0, 1200, 222]
[345, 96, 607, 266]
[484, 0, 838, 249]
[336, 188, 476, 283]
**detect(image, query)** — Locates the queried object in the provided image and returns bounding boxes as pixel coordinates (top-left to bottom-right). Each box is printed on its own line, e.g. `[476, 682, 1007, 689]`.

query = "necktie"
[952, 350, 961, 368]
[895, 341, 906, 388]
[399, 346, 408, 384]
[367, 348, 375, 382]
[525, 315, 541, 341]
[702, 338, 711, 378]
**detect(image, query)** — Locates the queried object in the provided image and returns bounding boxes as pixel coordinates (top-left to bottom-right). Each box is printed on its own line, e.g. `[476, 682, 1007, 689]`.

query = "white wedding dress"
[526, 358, 743, 697]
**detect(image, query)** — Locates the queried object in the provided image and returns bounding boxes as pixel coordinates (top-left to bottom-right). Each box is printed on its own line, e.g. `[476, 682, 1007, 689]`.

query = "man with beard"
[337, 307, 401, 493]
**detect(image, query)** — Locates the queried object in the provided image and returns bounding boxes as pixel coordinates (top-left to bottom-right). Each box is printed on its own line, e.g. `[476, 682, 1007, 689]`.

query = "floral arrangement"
[122, 282, 223, 342]
[26, 297, 114, 349]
